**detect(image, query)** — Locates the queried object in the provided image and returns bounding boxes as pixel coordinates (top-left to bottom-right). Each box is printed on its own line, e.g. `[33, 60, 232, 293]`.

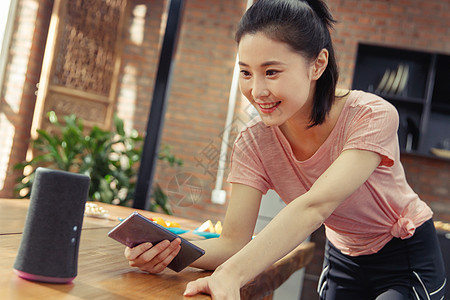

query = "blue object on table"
[166, 227, 190, 235]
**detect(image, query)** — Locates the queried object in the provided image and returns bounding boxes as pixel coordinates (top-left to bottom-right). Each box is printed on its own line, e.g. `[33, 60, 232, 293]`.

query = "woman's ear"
[311, 48, 329, 80]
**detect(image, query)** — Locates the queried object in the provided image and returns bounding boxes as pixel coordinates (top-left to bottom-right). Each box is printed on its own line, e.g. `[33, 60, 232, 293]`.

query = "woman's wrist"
[214, 259, 249, 289]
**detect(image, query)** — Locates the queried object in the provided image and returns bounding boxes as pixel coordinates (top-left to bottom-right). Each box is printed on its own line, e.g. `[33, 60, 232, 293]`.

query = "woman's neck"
[279, 90, 350, 161]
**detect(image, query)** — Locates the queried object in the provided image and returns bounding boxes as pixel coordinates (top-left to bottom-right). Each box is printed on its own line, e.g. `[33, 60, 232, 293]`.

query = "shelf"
[351, 43, 449, 155]
[377, 93, 424, 105]
[352, 43, 432, 100]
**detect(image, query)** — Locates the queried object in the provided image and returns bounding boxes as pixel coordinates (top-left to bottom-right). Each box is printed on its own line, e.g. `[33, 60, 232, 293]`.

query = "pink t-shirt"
[227, 90, 433, 256]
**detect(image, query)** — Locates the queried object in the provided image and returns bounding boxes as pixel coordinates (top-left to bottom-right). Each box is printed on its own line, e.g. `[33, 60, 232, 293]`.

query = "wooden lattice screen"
[31, 0, 127, 137]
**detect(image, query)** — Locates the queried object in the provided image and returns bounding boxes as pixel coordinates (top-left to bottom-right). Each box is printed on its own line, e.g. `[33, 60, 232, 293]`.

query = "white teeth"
[260, 102, 278, 109]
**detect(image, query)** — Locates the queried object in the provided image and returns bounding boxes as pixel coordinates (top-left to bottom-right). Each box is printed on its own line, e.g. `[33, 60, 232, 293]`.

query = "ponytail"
[303, 0, 336, 29]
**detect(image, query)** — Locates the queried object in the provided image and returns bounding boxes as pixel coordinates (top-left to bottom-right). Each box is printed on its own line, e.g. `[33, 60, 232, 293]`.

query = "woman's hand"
[184, 269, 241, 299]
[124, 238, 181, 273]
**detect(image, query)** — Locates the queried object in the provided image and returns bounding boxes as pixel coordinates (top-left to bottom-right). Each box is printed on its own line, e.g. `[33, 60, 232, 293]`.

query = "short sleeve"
[343, 97, 399, 167]
[227, 131, 271, 194]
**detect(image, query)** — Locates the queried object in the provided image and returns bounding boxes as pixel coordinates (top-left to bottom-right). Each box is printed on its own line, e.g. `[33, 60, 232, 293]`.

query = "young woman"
[125, 0, 447, 299]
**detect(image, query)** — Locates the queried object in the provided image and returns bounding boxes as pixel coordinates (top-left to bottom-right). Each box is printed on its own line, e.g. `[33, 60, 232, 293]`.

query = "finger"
[142, 245, 181, 273]
[131, 238, 178, 267]
[132, 239, 181, 273]
[151, 243, 182, 273]
[124, 242, 152, 260]
[141, 238, 180, 260]
[128, 240, 170, 268]
[184, 278, 210, 297]
[141, 239, 181, 271]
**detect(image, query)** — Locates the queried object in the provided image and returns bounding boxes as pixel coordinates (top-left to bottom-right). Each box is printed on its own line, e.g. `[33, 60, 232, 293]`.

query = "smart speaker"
[13, 167, 90, 283]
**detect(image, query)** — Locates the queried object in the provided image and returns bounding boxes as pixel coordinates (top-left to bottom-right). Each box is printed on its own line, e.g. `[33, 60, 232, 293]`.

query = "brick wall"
[328, 0, 450, 90]
[116, 1, 166, 132]
[401, 154, 450, 223]
[117, 0, 247, 222]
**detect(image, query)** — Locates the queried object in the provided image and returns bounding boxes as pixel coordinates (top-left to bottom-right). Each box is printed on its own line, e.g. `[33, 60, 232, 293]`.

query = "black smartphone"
[107, 212, 205, 272]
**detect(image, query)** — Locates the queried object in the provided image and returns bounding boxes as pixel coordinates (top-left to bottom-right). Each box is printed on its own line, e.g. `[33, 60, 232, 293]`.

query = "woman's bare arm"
[190, 183, 262, 269]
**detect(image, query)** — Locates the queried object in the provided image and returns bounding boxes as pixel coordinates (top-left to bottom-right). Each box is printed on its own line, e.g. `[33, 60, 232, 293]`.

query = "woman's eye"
[266, 70, 279, 76]
[240, 70, 251, 77]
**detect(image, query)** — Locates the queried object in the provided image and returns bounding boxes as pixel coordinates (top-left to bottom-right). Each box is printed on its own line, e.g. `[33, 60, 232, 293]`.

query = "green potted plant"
[14, 111, 182, 214]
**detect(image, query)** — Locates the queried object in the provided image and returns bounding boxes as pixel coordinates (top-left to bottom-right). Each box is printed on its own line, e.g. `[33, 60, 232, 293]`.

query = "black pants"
[318, 219, 447, 299]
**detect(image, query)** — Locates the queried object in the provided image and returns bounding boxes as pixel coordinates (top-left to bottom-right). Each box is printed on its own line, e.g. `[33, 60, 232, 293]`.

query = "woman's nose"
[251, 78, 269, 100]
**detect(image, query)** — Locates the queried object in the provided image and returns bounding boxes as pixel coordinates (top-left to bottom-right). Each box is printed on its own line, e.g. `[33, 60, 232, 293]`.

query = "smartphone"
[108, 212, 205, 272]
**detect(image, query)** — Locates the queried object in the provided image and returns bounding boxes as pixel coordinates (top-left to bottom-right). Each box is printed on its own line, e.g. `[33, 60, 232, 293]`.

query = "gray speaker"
[13, 167, 90, 283]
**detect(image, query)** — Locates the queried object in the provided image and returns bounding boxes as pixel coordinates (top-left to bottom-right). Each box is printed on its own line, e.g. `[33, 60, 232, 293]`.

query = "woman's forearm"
[190, 235, 251, 270]
[215, 192, 324, 287]
[189, 183, 262, 271]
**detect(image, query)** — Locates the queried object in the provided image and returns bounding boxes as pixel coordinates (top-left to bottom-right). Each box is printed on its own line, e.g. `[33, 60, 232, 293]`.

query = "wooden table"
[0, 198, 314, 299]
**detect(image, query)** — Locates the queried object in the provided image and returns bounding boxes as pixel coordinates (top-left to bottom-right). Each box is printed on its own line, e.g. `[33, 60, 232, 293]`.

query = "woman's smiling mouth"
[257, 101, 282, 113]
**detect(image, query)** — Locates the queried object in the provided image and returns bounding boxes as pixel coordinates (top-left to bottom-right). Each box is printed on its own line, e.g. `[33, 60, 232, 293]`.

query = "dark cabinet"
[352, 43, 450, 159]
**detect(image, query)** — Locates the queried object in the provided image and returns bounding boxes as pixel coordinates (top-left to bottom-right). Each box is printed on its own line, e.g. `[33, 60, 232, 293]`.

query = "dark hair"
[235, 0, 339, 127]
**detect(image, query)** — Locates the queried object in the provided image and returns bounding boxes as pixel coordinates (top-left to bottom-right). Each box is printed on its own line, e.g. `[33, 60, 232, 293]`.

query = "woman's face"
[238, 32, 317, 127]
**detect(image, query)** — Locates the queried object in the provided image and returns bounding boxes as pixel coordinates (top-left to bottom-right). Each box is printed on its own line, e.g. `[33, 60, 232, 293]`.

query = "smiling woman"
[124, 1, 446, 299]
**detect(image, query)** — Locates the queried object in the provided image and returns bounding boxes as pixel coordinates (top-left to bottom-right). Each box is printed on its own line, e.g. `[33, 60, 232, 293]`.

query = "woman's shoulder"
[345, 90, 398, 119]
[238, 116, 271, 136]
[348, 90, 396, 110]
[234, 116, 278, 147]
[342, 90, 399, 133]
